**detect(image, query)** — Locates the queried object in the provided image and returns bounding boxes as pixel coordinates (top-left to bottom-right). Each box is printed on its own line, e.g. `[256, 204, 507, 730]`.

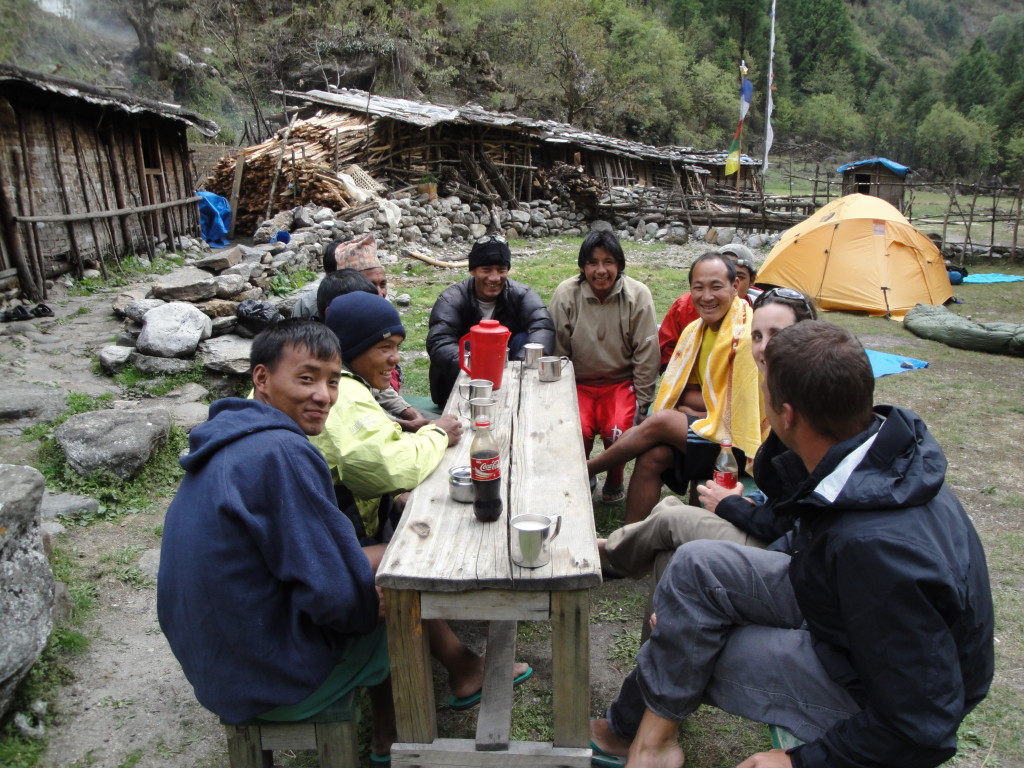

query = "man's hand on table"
[397, 407, 430, 432]
[696, 479, 744, 513]
[433, 414, 463, 446]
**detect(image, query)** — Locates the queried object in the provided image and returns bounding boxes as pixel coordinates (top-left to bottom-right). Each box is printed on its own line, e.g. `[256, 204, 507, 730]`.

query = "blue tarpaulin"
[836, 157, 910, 177]
[864, 349, 928, 378]
[196, 190, 232, 248]
[962, 273, 1024, 284]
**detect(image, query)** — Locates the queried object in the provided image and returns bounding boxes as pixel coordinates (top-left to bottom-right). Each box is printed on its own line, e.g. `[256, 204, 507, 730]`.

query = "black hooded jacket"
[771, 406, 994, 768]
[426, 276, 554, 406]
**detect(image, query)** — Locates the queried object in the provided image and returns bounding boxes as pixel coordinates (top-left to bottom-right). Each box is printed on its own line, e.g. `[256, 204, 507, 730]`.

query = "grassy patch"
[109, 360, 210, 398]
[33, 423, 189, 524]
[271, 268, 318, 297]
[593, 588, 647, 622]
[608, 627, 643, 672]
[99, 546, 155, 589]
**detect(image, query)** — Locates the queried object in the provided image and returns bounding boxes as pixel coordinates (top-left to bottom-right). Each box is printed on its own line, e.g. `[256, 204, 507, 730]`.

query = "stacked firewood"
[205, 112, 383, 234]
[533, 161, 607, 210]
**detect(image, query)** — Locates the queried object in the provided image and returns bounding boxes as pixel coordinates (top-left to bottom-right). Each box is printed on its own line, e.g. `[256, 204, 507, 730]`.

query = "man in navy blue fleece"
[157, 320, 395, 758]
[590, 321, 994, 768]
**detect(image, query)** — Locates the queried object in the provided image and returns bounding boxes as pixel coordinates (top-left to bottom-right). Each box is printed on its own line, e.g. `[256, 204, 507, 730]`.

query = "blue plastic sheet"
[196, 190, 232, 248]
[962, 273, 1024, 284]
[864, 349, 928, 378]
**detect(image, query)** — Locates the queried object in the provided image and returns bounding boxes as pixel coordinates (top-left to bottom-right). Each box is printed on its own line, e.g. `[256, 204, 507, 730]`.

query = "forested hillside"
[2, 0, 1023, 180]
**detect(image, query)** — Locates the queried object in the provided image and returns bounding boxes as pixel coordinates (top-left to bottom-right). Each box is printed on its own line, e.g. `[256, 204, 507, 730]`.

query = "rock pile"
[98, 193, 775, 385]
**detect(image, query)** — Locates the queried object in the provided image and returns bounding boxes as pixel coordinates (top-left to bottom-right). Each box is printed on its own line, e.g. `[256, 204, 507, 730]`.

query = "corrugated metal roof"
[275, 87, 759, 170]
[0, 65, 220, 137]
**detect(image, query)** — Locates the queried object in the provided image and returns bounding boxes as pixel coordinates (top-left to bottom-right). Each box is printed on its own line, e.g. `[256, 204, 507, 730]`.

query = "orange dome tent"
[756, 194, 952, 317]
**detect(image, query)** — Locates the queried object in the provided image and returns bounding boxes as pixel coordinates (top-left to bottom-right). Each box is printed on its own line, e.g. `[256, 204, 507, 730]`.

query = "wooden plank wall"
[0, 89, 199, 283]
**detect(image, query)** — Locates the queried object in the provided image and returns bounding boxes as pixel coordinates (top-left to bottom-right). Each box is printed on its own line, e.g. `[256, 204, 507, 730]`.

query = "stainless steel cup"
[459, 396, 497, 427]
[448, 465, 473, 503]
[523, 343, 544, 369]
[458, 378, 494, 400]
[538, 356, 569, 382]
[511, 513, 562, 568]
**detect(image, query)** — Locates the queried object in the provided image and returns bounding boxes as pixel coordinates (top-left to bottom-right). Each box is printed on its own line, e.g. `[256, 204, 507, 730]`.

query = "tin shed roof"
[0, 65, 220, 137]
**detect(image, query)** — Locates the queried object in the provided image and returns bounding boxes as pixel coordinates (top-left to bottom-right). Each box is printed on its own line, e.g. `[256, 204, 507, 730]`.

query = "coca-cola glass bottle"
[713, 441, 739, 489]
[471, 417, 503, 522]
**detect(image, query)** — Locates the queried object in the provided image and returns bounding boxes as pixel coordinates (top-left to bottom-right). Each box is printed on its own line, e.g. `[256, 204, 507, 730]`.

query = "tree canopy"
[2, 0, 1023, 180]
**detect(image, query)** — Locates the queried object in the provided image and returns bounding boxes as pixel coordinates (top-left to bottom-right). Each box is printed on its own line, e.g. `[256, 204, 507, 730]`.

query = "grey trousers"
[606, 540, 861, 743]
[604, 497, 768, 637]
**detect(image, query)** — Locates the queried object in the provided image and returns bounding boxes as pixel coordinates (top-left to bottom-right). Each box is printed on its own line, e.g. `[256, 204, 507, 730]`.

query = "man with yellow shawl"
[587, 252, 766, 524]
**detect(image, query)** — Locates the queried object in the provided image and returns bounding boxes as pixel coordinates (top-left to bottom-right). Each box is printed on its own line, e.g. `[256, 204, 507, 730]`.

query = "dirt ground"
[2, 247, 1021, 768]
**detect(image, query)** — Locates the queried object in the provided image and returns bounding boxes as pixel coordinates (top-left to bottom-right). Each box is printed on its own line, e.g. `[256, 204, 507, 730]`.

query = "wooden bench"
[222, 691, 359, 768]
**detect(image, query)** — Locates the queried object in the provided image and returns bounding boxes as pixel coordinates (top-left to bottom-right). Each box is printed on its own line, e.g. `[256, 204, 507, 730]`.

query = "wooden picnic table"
[376, 360, 601, 767]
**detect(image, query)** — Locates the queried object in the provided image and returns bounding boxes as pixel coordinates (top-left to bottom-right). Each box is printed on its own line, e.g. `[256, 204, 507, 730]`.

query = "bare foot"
[590, 717, 631, 758]
[625, 709, 685, 768]
[448, 651, 530, 699]
[626, 741, 685, 768]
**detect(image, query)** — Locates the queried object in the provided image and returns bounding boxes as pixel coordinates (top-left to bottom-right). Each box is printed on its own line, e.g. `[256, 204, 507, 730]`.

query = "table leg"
[383, 588, 436, 743]
[551, 590, 590, 748]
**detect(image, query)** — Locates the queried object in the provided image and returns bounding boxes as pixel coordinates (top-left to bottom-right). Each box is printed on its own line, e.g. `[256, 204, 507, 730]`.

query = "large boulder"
[194, 245, 242, 272]
[54, 409, 171, 480]
[123, 298, 166, 324]
[98, 345, 133, 374]
[151, 267, 217, 302]
[199, 336, 253, 376]
[136, 302, 213, 359]
[0, 465, 54, 720]
[0, 384, 66, 429]
[129, 351, 194, 376]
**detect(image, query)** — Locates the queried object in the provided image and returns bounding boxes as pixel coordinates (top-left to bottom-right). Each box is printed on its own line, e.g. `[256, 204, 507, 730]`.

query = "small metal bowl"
[448, 465, 473, 503]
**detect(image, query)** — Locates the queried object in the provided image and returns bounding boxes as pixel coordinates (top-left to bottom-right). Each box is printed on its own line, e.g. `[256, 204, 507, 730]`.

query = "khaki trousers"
[604, 496, 767, 638]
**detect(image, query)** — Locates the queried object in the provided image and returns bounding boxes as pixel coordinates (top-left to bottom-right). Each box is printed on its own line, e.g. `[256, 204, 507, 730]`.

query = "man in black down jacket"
[426, 236, 554, 407]
[590, 321, 994, 768]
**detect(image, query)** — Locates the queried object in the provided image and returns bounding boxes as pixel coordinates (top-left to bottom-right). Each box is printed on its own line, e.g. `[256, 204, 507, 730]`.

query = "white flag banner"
[764, 0, 777, 171]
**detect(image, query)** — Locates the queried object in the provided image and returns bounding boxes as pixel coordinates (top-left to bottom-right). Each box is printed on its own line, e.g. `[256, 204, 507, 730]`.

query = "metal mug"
[448, 465, 473, 503]
[459, 396, 497, 427]
[523, 343, 544, 369]
[458, 378, 494, 400]
[511, 513, 562, 568]
[538, 356, 569, 382]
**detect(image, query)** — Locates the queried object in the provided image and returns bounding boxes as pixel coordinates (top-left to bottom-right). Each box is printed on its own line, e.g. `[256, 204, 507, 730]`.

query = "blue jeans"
[607, 540, 860, 743]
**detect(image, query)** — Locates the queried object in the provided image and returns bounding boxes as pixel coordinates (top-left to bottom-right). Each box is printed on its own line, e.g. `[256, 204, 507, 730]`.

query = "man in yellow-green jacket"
[312, 291, 462, 541]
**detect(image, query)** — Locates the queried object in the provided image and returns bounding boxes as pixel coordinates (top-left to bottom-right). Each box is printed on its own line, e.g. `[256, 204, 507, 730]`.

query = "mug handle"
[458, 333, 471, 377]
[549, 514, 562, 542]
[558, 356, 570, 373]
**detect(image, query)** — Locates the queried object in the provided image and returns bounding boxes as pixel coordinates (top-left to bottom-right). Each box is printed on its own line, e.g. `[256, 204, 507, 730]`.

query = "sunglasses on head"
[754, 286, 814, 316]
[475, 234, 508, 246]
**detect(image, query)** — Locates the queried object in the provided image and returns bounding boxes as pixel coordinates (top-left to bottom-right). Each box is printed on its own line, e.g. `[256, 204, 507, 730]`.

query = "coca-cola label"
[472, 455, 502, 481]
[713, 470, 738, 489]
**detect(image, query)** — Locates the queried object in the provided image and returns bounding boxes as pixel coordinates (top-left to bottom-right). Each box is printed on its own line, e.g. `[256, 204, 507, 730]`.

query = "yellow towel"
[653, 297, 766, 463]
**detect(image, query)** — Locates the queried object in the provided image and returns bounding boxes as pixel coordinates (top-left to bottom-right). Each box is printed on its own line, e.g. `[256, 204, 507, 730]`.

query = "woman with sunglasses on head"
[597, 289, 816, 628]
[549, 230, 660, 503]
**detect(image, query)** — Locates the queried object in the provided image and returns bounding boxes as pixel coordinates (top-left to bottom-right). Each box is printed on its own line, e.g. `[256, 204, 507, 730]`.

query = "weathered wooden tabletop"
[377, 360, 601, 593]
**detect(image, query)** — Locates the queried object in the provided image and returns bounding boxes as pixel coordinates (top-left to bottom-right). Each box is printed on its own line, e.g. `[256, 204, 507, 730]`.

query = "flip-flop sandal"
[9, 305, 32, 321]
[601, 485, 625, 503]
[31, 304, 54, 317]
[446, 666, 533, 711]
[590, 740, 627, 767]
[369, 752, 391, 766]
